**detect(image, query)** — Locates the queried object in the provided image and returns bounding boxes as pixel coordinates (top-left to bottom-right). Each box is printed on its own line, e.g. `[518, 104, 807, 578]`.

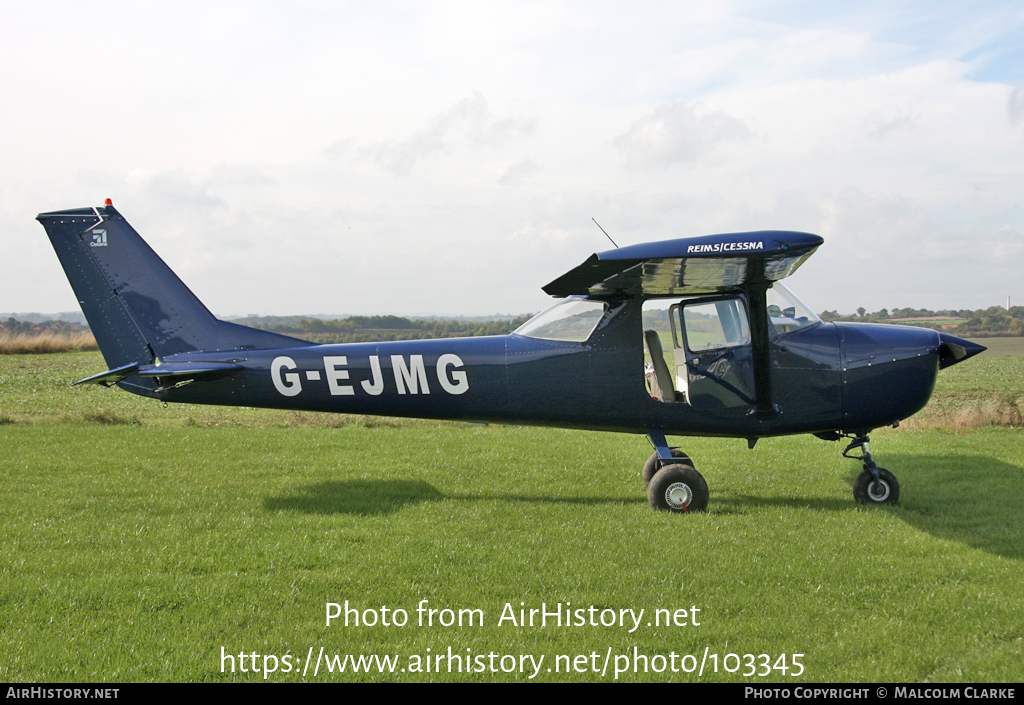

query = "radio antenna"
[592, 218, 618, 248]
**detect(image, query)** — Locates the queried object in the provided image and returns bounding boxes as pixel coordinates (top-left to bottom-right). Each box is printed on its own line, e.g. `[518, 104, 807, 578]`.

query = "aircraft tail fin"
[37, 203, 312, 372]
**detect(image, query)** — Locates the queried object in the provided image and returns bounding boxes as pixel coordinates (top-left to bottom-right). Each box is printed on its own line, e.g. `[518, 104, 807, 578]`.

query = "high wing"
[544, 230, 823, 417]
[543, 230, 823, 298]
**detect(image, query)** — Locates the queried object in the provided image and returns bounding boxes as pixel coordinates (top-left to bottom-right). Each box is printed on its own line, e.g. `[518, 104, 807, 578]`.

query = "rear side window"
[514, 299, 607, 342]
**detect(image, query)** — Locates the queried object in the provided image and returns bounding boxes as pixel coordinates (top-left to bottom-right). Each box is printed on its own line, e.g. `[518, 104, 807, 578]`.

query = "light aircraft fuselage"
[37, 203, 985, 512]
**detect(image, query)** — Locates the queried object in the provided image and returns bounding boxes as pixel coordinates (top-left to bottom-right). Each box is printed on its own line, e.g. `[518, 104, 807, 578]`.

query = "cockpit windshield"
[767, 282, 820, 335]
[514, 298, 607, 342]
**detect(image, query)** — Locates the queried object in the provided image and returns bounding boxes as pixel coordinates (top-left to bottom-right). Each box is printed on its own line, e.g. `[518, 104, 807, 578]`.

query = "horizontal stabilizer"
[72, 362, 140, 386]
[73, 360, 244, 387]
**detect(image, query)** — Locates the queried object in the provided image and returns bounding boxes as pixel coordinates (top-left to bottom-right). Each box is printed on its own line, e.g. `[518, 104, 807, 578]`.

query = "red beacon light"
[104, 198, 112, 206]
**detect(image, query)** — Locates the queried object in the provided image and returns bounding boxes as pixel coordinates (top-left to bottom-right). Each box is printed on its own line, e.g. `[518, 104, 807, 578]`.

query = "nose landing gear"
[843, 434, 900, 505]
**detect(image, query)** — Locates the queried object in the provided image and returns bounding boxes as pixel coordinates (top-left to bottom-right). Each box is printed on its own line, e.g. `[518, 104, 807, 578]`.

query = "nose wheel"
[853, 467, 898, 503]
[844, 434, 900, 505]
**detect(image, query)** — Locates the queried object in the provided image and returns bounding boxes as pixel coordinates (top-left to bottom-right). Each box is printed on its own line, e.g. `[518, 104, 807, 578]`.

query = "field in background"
[972, 337, 1024, 355]
[0, 351, 1021, 682]
[0, 331, 97, 354]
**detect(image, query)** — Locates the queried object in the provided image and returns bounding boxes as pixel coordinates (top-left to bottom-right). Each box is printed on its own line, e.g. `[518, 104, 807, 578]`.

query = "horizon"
[2, 297, 1017, 328]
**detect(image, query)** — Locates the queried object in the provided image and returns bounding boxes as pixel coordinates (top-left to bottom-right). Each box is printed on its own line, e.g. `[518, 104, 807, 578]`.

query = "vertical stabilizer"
[37, 204, 311, 371]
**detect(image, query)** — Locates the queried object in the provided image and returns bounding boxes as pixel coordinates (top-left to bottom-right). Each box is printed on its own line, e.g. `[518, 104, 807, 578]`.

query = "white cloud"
[365, 92, 536, 176]
[615, 102, 750, 168]
[865, 113, 918, 140]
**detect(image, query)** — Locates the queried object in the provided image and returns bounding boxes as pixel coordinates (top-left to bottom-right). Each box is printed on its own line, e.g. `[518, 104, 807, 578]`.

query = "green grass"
[1, 353, 1022, 682]
[0, 353, 427, 428]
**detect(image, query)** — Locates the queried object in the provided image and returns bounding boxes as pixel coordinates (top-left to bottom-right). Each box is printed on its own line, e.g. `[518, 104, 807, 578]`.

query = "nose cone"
[938, 333, 987, 369]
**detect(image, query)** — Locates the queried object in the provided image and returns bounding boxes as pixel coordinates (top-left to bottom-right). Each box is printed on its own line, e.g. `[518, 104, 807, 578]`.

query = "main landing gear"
[644, 431, 707, 513]
[642, 431, 900, 512]
[843, 434, 900, 505]
[642, 449, 693, 486]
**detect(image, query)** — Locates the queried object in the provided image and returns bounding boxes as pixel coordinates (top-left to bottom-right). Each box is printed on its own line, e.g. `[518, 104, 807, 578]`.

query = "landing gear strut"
[843, 434, 900, 505]
[642, 449, 694, 487]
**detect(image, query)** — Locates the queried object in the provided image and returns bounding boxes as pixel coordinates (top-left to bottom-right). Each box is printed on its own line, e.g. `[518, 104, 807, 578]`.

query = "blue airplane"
[38, 201, 985, 513]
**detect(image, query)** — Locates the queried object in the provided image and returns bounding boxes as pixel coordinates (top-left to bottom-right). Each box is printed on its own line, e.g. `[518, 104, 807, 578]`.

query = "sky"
[3, 0, 1023, 317]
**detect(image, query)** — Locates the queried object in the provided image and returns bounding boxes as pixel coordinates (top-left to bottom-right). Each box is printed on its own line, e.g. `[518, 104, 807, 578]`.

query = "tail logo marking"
[89, 229, 108, 247]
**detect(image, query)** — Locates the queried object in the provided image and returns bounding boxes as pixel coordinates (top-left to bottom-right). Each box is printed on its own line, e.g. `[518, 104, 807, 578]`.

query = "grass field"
[0, 331, 97, 354]
[1, 351, 1022, 682]
[973, 337, 1024, 356]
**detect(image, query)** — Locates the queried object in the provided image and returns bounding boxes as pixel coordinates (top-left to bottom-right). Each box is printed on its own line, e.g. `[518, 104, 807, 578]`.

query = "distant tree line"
[819, 306, 1024, 337]
[6, 303, 1022, 345]
[0, 317, 90, 335]
[241, 314, 534, 344]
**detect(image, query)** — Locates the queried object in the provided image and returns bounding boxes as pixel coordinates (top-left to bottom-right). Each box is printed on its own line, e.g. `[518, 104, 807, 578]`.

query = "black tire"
[853, 467, 900, 505]
[648, 464, 709, 513]
[643, 449, 693, 487]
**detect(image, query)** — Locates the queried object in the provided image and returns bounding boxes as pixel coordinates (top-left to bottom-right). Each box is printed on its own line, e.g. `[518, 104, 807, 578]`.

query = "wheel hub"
[665, 482, 693, 510]
[868, 480, 890, 502]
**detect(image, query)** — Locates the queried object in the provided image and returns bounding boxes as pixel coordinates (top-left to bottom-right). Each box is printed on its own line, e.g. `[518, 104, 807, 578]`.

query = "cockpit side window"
[766, 283, 820, 336]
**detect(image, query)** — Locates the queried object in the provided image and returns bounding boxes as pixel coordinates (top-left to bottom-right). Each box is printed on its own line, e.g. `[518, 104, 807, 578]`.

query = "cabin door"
[670, 297, 756, 410]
